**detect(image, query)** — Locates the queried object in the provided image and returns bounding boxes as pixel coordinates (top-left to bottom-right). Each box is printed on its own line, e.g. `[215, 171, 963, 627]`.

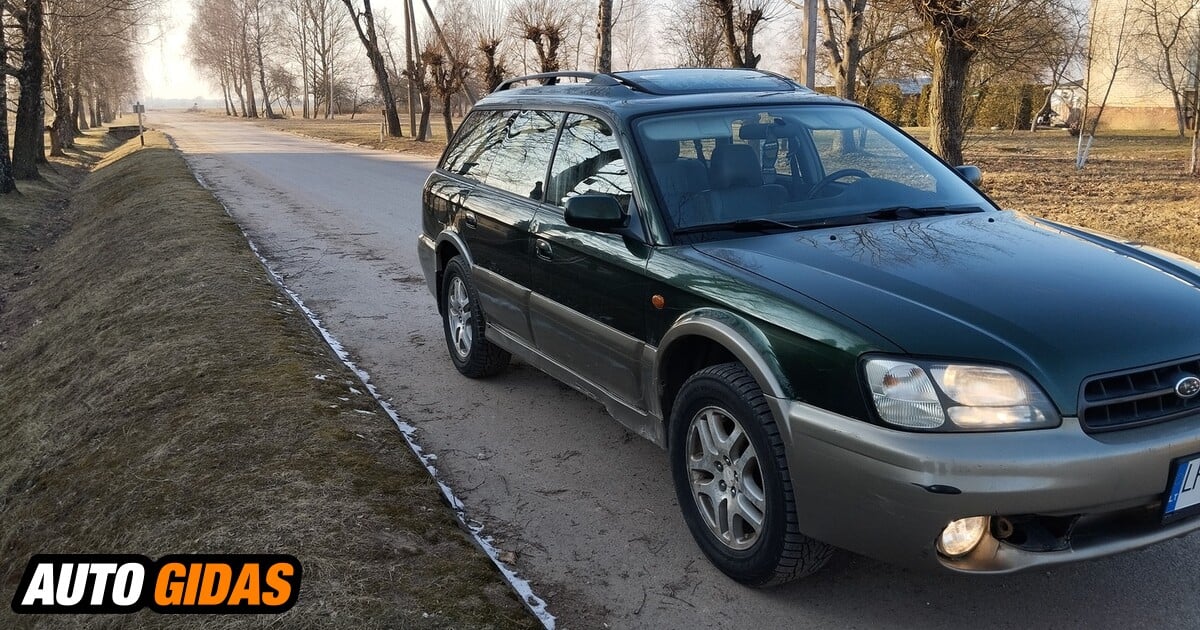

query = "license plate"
[1163, 453, 1200, 522]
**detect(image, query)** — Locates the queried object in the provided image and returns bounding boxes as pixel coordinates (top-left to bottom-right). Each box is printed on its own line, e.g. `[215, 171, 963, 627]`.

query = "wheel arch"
[655, 309, 793, 443]
[433, 231, 472, 313]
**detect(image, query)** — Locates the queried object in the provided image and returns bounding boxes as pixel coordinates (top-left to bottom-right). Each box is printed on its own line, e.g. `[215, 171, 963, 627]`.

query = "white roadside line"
[166, 133, 556, 629]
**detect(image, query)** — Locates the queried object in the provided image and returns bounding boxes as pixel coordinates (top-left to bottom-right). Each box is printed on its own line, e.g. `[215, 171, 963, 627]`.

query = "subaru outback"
[417, 68, 1200, 586]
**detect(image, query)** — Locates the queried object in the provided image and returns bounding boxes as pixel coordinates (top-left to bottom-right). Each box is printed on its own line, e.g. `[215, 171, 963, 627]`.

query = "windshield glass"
[633, 105, 994, 237]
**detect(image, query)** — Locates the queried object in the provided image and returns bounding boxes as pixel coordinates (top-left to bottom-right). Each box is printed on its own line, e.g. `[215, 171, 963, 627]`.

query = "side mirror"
[956, 165, 983, 186]
[564, 194, 628, 232]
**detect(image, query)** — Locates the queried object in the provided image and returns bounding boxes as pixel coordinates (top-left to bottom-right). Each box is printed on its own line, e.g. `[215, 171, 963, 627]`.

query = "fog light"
[938, 517, 989, 557]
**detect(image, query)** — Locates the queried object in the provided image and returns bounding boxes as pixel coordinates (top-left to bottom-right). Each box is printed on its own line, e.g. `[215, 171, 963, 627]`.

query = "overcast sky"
[139, 0, 797, 102]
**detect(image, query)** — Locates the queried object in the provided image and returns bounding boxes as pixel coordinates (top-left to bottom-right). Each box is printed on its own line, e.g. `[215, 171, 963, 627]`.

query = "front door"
[529, 113, 653, 409]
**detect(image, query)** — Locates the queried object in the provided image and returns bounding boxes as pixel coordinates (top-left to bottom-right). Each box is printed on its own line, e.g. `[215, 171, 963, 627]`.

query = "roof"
[475, 68, 850, 119]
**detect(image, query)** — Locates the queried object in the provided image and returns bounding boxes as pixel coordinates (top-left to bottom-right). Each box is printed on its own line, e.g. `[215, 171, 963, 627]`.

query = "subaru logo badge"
[1176, 376, 1200, 399]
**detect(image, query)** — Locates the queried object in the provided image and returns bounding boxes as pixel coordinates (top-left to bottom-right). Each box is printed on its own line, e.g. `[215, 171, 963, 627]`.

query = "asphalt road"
[156, 111, 1200, 629]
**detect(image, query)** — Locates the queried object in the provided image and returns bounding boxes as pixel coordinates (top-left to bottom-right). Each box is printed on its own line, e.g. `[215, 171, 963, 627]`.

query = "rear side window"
[482, 110, 562, 200]
[441, 110, 506, 181]
[548, 114, 633, 211]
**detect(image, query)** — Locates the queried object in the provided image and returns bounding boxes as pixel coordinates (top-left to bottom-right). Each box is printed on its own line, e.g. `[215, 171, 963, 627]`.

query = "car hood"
[693, 211, 1200, 415]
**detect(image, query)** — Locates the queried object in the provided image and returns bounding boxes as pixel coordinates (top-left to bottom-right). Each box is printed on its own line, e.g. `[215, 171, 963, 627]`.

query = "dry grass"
[0, 132, 537, 629]
[0, 128, 122, 324]
[960, 129, 1200, 261]
[249, 111, 455, 159]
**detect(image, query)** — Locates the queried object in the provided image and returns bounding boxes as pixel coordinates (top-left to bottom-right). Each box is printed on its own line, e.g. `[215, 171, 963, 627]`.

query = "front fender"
[656, 308, 793, 403]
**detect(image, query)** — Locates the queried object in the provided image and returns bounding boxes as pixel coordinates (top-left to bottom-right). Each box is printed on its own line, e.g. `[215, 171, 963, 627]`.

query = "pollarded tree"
[512, 0, 570, 73]
[701, 0, 781, 68]
[911, 0, 1068, 165]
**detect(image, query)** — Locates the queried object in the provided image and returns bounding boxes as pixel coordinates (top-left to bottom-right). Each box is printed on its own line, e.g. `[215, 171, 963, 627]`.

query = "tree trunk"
[341, 0, 403, 136]
[713, 0, 746, 67]
[0, 9, 18, 194]
[257, 41, 275, 118]
[13, 0, 45, 179]
[243, 64, 258, 118]
[441, 96, 454, 139]
[90, 96, 100, 128]
[75, 89, 88, 131]
[49, 61, 73, 155]
[596, 0, 613, 73]
[416, 91, 432, 141]
[927, 32, 973, 166]
[70, 60, 83, 133]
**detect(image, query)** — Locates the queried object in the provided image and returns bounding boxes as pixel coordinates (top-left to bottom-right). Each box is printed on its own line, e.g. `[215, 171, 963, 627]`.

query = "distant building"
[1088, 0, 1199, 131]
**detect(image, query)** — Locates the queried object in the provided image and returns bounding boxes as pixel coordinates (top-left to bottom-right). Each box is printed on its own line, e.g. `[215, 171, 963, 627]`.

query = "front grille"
[1079, 356, 1200, 432]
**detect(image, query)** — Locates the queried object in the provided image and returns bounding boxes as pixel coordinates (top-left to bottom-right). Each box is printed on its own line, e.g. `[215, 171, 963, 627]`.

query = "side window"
[441, 110, 508, 182]
[482, 110, 562, 200]
[548, 114, 633, 211]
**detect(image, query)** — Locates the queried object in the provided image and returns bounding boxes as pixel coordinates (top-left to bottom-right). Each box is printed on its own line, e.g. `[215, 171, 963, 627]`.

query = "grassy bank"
[0, 132, 537, 628]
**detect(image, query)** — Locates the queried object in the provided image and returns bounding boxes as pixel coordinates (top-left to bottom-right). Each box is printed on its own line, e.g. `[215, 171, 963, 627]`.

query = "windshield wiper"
[674, 206, 988, 236]
[865, 205, 986, 220]
[673, 218, 805, 235]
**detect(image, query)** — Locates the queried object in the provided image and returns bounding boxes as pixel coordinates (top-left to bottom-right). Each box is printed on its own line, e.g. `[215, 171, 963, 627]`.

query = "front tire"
[669, 362, 832, 586]
[441, 256, 510, 378]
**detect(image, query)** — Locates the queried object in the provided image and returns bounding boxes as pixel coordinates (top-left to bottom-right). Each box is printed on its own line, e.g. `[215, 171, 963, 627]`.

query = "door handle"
[462, 211, 478, 229]
[535, 240, 553, 261]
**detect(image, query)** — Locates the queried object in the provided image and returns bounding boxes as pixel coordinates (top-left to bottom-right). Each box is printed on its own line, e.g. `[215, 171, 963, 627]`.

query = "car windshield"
[633, 105, 995, 238]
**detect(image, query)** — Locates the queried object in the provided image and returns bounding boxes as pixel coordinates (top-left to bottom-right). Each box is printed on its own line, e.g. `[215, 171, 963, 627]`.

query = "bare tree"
[12, 0, 46, 178]
[512, 0, 571, 72]
[1077, 0, 1135, 169]
[612, 0, 652, 70]
[474, 0, 509, 91]
[808, 0, 919, 101]
[663, 0, 728, 66]
[1029, 2, 1086, 131]
[911, 0, 1068, 165]
[1132, 0, 1200, 136]
[249, 0, 276, 118]
[341, 0, 403, 135]
[423, 44, 466, 138]
[701, 0, 780, 68]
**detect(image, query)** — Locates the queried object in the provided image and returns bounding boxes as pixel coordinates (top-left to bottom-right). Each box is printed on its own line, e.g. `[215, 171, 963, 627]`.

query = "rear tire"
[669, 362, 832, 586]
[441, 256, 510, 378]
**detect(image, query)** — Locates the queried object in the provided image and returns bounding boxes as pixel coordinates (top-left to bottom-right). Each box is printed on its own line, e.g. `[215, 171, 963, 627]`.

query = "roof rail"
[492, 71, 622, 93]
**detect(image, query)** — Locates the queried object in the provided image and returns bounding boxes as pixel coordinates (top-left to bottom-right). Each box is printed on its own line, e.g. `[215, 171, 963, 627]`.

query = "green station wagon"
[417, 68, 1200, 586]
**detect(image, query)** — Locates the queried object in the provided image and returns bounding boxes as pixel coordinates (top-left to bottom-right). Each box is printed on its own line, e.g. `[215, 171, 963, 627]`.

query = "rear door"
[529, 113, 653, 409]
[454, 109, 561, 342]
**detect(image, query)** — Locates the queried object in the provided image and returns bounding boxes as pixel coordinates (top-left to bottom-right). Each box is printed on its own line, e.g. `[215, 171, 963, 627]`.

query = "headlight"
[863, 357, 1060, 432]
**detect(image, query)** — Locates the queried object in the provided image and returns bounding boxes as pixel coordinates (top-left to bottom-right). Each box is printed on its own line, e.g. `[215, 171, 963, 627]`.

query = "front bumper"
[771, 398, 1200, 573]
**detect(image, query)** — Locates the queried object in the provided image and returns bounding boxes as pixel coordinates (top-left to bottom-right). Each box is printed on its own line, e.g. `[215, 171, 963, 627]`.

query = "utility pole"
[403, 0, 417, 135]
[801, 0, 818, 87]
[789, 0, 819, 86]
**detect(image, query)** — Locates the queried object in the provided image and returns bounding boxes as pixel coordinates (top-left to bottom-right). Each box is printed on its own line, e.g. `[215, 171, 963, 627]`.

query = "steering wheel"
[805, 168, 871, 199]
